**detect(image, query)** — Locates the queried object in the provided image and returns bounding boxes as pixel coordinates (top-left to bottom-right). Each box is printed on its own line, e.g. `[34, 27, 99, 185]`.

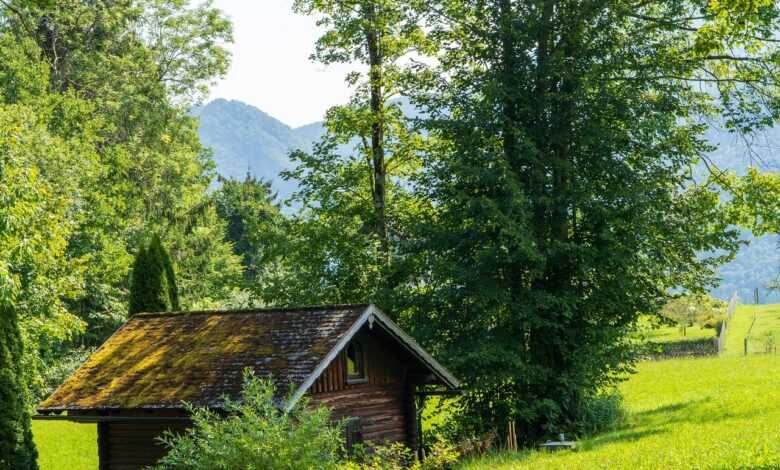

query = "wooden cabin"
[36, 304, 459, 470]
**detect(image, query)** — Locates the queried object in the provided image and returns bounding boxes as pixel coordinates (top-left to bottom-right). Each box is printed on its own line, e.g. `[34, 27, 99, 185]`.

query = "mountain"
[704, 127, 780, 303]
[196, 99, 780, 303]
[193, 99, 324, 198]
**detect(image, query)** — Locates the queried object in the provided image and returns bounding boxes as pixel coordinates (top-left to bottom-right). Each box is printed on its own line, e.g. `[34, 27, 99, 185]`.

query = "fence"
[717, 292, 739, 354]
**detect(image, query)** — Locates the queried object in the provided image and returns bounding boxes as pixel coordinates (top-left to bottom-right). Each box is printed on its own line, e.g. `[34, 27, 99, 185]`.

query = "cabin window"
[346, 340, 367, 383]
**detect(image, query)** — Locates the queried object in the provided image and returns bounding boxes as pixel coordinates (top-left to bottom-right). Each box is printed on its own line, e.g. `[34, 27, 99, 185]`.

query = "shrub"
[573, 391, 625, 436]
[340, 441, 459, 470]
[150, 370, 343, 470]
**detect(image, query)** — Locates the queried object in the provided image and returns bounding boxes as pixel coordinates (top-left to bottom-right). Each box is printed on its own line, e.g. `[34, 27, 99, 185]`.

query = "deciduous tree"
[404, 0, 780, 439]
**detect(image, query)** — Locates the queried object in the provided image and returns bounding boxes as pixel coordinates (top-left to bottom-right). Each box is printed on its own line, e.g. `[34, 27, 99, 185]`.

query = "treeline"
[5, 0, 780, 466]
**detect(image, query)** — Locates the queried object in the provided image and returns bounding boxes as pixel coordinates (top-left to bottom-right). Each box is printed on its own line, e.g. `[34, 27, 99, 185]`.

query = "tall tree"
[277, 0, 429, 307]
[405, 0, 780, 439]
[129, 235, 179, 315]
[213, 174, 283, 283]
[0, 0, 242, 343]
[0, 302, 37, 470]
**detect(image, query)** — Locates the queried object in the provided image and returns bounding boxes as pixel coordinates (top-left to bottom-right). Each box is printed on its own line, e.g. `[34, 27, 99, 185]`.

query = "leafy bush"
[150, 370, 343, 470]
[573, 391, 625, 436]
[340, 441, 459, 470]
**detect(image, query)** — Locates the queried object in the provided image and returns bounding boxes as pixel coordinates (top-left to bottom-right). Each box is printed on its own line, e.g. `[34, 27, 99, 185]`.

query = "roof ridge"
[131, 303, 373, 319]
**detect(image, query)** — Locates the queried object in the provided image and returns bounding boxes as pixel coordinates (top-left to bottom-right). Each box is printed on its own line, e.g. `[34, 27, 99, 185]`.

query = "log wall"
[308, 331, 416, 446]
[98, 421, 188, 470]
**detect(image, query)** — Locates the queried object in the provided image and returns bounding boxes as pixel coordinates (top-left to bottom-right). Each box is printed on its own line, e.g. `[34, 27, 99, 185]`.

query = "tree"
[129, 235, 179, 315]
[293, 0, 424, 257]
[277, 0, 430, 307]
[0, 302, 38, 470]
[213, 174, 284, 283]
[402, 0, 780, 440]
[0, 0, 242, 342]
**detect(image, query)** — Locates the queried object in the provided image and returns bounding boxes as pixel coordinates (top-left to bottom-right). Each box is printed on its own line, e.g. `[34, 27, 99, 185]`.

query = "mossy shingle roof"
[39, 305, 370, 412]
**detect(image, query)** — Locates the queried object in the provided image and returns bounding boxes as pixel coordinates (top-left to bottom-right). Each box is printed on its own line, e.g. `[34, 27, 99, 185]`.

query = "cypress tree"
[0, 302, 38, 470]
[129, 235, 179, 315]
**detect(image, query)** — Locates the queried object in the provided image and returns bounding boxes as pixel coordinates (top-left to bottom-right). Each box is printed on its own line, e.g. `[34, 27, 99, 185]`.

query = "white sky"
[208, 0, 355, 128]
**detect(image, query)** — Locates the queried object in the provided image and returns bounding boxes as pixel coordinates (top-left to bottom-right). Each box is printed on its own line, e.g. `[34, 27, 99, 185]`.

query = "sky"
[208, 1, 354, 128]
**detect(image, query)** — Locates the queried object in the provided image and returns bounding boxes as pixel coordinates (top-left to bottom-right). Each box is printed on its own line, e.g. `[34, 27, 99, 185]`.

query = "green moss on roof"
[39, 305, 369, 411]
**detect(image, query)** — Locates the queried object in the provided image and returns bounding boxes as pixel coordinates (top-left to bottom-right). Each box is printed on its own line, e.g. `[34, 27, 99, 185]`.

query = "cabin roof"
[38, 304, 459, 413]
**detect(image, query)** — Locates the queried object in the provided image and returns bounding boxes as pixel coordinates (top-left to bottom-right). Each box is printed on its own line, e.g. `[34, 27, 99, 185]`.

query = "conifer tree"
[129, 235, 179, 315]
[0, 302, 38, 470]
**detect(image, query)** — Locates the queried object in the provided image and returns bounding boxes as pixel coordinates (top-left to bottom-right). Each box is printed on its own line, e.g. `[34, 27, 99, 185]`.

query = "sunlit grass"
[33, 420, 97, 470]
[723, 303, 780, 356]
[459, 355, 780, 469]
[644, 323, 715, 342]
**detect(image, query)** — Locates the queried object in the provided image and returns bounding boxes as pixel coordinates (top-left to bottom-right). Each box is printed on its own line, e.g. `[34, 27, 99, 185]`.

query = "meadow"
[458, 355, 780, 469]
[33, 420, 97, 470]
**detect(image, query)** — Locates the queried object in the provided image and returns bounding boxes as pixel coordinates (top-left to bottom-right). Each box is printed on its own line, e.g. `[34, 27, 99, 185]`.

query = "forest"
[4, 0, 780, 468]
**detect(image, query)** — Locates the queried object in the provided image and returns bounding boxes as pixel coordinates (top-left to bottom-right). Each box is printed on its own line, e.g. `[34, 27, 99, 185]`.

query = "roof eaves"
[283, 305, 374, 412]
[367, 305, 461, 389]
[284, 305, 461, 412]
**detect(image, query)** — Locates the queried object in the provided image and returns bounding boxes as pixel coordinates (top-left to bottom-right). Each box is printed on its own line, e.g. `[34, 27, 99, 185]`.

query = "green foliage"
[342, 441, 459, 470]
[129, 235, 179, 315]
[660, 294, 727, 336]
[213, 174, 284, 284]
[0, 303, 38, 470]
[393, 0, 780, 441]
[280, 0, 431, 309]
[151, 371, 343, 470]
[572, 392, 625, 437]
[0, 0, 243, 402]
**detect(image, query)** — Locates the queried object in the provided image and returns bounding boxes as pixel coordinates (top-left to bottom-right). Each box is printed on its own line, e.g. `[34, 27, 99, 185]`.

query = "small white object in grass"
[540, 433, 576, 451]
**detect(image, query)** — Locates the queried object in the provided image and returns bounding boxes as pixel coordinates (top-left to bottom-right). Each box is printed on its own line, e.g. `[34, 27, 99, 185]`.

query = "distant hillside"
[195, 99, 780, 303]
[704, 127, 780, 303]
[193, 99, 324, 198]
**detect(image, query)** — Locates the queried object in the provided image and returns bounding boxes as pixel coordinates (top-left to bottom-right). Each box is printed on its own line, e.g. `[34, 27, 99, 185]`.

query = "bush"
[340, 441, 459, 470]
[573, 391, 625, 436]
[150, 370, 343, 470]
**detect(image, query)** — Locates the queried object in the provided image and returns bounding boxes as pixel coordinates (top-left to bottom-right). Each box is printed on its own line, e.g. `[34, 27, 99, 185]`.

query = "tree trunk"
[364, 2, 388, 258]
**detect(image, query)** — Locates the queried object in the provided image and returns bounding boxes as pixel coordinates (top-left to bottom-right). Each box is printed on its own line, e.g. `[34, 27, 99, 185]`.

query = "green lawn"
[723, 303, 780, 356]
[33, 420, 97, 470]
[459, 355, 780, 469]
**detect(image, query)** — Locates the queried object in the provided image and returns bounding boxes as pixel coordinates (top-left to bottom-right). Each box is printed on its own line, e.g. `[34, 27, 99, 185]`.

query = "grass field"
[458, 355, 780, 469]
[33, 420, 97, 470]
[723, 303, 780, 356]
[644, 323, 716, 342]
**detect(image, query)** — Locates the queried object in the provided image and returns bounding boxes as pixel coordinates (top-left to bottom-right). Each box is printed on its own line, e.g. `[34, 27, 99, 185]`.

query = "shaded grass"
[33, 420, 97, 470]
[459, 355, 780, 469]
